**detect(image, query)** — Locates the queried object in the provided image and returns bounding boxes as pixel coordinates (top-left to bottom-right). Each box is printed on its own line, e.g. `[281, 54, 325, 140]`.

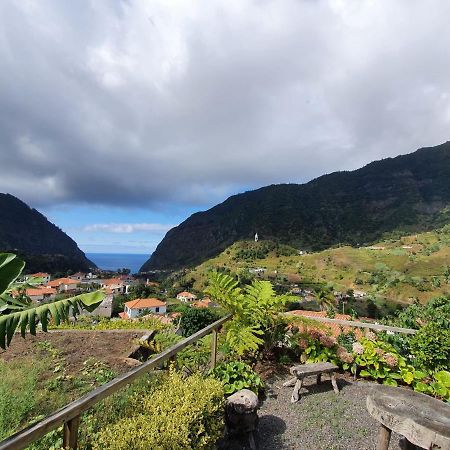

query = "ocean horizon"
[86, 253, 150, 274]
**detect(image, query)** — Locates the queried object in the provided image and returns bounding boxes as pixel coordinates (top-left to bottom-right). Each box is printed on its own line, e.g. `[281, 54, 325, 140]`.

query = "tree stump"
[225, 389, 259, 450]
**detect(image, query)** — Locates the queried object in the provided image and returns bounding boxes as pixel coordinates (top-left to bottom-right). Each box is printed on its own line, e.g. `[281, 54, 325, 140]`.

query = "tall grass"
[0, 359, 42, 440]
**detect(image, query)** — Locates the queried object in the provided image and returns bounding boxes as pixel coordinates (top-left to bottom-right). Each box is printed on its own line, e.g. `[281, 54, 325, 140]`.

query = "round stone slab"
[366, 385, 450, 450]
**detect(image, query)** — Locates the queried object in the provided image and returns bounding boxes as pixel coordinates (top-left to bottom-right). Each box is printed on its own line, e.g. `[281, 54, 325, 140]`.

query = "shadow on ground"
[217, 414, 287, 450]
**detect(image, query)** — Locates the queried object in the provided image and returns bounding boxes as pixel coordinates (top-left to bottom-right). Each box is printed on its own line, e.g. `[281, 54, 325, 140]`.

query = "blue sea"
[86, 253, 150, 274]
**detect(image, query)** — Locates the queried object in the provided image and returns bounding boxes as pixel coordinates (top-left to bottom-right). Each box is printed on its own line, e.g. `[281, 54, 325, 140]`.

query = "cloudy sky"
[1, 0, 449, 254]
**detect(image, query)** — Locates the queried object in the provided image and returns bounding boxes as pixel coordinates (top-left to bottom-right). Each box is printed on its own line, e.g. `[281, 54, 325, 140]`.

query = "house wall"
[126, 305, 167, 317]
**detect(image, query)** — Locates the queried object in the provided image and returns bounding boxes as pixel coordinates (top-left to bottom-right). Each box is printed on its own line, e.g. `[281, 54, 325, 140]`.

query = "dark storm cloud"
[0, 0, 449, 209]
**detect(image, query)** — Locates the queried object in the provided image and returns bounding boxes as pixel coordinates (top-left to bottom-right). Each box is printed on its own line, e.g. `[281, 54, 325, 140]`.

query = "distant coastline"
[86, 253, 149, 274]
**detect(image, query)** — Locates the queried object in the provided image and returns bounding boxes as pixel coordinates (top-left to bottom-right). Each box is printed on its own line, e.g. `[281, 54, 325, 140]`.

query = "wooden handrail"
[287, 314, 417, 334]
[0, 314, 231, 450]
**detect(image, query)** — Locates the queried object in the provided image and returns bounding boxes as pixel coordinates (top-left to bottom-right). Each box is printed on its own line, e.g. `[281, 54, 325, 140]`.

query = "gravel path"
[220, 374, 402, 450]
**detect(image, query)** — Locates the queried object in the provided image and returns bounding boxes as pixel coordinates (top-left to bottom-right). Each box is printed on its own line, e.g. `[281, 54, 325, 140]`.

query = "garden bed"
[0, 330, 144, 375]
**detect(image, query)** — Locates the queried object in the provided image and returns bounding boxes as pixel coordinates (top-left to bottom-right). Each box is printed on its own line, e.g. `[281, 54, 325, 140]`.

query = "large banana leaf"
[0, 290, 104, 349]
[0, 253, 25, 295]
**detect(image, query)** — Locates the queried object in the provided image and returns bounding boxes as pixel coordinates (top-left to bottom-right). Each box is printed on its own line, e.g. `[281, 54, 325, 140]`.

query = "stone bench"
[283, 362, 340, 402]
[367, 385, 450, 450]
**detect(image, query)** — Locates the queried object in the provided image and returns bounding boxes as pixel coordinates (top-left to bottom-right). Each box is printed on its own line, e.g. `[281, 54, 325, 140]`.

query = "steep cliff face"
[0, 194, 95, 273]
[141, 142, 450, 271]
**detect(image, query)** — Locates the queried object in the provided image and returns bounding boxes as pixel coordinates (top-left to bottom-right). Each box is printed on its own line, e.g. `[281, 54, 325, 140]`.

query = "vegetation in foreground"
[0, 261, 449, 449]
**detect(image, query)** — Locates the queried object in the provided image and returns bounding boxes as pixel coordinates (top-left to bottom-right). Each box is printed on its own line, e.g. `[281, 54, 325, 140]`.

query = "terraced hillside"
[187, 225, 450, 304]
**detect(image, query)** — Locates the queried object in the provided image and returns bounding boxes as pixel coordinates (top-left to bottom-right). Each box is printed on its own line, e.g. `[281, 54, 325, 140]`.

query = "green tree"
[128, 283, 158, 299]
[179, 307, 220, 337]
[314, 288, 335, 311]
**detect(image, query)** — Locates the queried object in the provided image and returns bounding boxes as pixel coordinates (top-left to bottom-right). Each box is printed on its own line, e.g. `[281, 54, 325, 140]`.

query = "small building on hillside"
[176, 291, 197, 303]
[26, 286, 57, 302]
[26, 272, 51, 284]
[100, 278, 127, 294]
[47, 278, 79, 293]
[120, 298, 167, 319]
[192, 298, 217, 308]
[69, 272, 86, 281]
[353, 290, 367, 299]
[81, 293, 113, 318]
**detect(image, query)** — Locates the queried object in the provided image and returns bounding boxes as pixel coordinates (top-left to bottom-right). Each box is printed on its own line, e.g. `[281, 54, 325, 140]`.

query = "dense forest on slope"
[142, 142, 450, 271]
[0, 194, 95, 273]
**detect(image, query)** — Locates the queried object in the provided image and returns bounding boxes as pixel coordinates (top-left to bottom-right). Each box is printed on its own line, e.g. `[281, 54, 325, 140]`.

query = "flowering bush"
[296, 328, 449, 401]
[297, 330, 353, 369]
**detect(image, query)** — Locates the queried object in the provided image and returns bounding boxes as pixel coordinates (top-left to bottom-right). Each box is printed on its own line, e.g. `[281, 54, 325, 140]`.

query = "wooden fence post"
[210, 329, 218, 369]
[63, 415, 80, 450]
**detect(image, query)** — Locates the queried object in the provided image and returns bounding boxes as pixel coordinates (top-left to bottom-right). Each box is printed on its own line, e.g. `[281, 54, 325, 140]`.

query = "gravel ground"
[220, 374, 402, 450]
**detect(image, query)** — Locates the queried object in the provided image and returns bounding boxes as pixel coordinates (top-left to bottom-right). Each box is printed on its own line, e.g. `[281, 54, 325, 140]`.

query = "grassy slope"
[188, 226, 450, 304]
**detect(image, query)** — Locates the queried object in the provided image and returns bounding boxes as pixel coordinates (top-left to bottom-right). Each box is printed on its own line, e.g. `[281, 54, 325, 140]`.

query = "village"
[17, 271, 218, 325]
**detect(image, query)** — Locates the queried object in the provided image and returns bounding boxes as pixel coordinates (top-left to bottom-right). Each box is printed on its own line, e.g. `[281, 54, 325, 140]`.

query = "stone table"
[366, 385, 450, 450]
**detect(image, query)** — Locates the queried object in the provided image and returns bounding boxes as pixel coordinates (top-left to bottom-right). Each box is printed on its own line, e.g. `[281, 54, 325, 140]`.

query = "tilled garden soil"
[0, 329, 144, 375]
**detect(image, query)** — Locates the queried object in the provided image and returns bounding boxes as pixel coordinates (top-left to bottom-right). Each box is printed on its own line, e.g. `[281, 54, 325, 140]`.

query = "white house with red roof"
[176, 291, 197, 303]
[100, 278, 131, 294]
[26, 286, 57, 302]
[47, 278, 79, 293]
[26, 272, 51, 284]
[120, 298, 167, 319]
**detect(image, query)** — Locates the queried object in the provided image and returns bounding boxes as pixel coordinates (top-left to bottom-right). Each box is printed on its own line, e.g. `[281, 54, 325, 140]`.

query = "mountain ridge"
[0, 193, 95, 273]
[141, 142, 450, 271]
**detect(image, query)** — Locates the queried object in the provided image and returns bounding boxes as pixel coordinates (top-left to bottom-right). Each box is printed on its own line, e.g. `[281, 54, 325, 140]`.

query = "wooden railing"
[0, 315, 231, 450]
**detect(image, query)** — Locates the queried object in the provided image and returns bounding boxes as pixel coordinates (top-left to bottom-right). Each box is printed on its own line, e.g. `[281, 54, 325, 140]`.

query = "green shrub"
[414, 370, 450, 401]
[337, 330, 357, 352]
[93, 370, 224, 450]
[388, 294, 450, 329]
[409, 323, 450, 372]
[208, 361, 264, 396]
[179, 307, 220, 337]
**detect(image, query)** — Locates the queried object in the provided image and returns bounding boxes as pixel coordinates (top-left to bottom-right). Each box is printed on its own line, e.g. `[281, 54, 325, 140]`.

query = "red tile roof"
[288, 310, 363, 338]
[47, 278, 79, 287]
[140, 313, 173, 324]
[26, 287, 57, 296]
[29, 272, 50, 278]
[102, 278, 123, 285]
[124, 298, 166, 309]
[177, 291, 196, 298]
[192, 298, 212, 308]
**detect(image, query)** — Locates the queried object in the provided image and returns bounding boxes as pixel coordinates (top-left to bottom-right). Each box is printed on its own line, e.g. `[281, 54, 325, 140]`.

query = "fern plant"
[205, 271, 293, 356]
[0, 253, 104, 349]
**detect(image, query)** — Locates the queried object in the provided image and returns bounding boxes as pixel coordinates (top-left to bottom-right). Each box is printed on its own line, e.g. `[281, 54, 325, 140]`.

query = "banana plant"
[0, 253, 104, 349]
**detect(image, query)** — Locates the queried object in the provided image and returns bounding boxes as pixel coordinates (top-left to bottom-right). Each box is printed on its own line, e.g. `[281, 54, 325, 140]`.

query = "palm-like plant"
[315, 287, 336, 312]
[205, 271, 293, 356]
[0, 253, 104, 349]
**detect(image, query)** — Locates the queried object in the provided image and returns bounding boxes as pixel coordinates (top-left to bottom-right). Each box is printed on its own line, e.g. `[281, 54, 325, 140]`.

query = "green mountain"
[0, 193, 95, 273]
[141, 142, 450, 271]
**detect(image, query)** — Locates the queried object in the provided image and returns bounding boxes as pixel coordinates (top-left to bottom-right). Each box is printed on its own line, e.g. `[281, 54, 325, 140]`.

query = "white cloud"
[0, 0, 449, 209]
[83, 223, 175, 234]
